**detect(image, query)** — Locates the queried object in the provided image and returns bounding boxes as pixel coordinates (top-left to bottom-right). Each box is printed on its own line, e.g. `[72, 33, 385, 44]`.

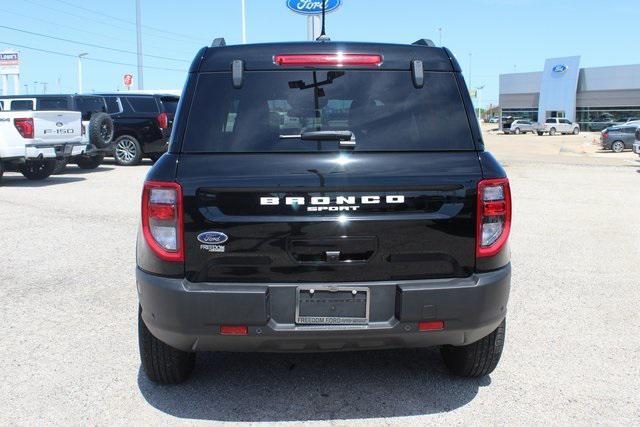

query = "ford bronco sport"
[137, 38, 512, 384]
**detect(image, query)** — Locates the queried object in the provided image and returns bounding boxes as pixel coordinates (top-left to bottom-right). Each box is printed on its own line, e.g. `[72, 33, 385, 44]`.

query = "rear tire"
[76, 154, 104, 169]
[611, 140, 625, 153]
[514, 127, 521, 135]
[537, 131, 544, 136]
[440, 319, 506, 378]
[572, 127, 580, 135]
[114, 136, 142, 166]
[20, 159, 56, 180]
[139, 306, 195, 384]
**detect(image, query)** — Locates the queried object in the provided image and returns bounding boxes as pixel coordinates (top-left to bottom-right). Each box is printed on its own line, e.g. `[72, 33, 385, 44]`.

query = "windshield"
[183, 70, 475, 152]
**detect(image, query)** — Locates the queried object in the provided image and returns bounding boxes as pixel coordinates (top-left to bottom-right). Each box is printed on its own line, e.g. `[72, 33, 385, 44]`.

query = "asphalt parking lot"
[1, 131, 639, 425]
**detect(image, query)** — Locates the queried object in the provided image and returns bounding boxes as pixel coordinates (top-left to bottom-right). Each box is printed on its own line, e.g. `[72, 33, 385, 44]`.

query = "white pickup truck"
[0, 109, 86, 182]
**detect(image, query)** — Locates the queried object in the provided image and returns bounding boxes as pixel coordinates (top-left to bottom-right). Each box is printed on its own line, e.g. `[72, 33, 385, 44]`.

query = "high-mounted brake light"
[141, 181, 183, 261]
[156, 112, 168, 129]
[476, 178, 511, 258]
[274, 53, 382, 67]
[14, 118, 34, 139]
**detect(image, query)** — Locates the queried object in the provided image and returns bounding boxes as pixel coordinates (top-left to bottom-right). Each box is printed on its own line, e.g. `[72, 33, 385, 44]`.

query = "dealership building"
[499, 56, 640, 130]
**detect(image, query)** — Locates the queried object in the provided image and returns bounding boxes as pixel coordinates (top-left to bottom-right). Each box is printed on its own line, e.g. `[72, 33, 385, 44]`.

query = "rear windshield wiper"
[279, 130, 356, 148]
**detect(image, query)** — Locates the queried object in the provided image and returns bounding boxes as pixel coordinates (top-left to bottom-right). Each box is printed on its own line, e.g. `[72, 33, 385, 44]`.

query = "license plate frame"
[295, 286, 370, 325]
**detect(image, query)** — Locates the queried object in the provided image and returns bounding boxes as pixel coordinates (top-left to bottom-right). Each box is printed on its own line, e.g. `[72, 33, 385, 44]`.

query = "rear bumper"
[137, 264, 511, 352]
[25, 142, 88, 159]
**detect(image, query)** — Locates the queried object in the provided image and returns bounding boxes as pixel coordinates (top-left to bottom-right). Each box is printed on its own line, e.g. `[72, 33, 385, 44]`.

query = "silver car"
[507, 119, 535, 134]
[601, 125, 638, 153]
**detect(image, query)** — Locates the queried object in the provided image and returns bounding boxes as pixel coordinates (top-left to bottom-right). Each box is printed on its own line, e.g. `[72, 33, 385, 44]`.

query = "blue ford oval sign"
[287, 0, 342, 15]
[197, 231, 228, 245]
[552, 64, 567, 73]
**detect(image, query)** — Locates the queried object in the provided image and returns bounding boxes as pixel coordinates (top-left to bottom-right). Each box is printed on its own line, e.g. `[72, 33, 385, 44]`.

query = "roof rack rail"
[412, 39, 436, 47]
[211, 38, 226, 47]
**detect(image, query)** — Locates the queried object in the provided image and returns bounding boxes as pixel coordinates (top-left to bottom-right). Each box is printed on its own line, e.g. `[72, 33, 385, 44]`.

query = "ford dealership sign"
[552, 64, 568, 73]
[287, 0, 342, 15]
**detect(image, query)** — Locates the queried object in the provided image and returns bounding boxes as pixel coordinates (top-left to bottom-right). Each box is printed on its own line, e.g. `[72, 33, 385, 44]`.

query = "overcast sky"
[1, 0, 638, 106]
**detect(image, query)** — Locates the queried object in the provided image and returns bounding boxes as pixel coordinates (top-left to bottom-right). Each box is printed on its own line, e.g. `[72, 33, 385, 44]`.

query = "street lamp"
[77, 52, 88, 94]
[474, 85, 485, 119]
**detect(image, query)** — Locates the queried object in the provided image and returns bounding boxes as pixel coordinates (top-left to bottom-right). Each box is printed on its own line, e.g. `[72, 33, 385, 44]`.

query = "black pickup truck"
[136, 39, 512, 384]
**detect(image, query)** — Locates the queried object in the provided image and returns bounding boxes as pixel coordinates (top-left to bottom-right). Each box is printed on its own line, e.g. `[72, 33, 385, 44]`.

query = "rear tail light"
[14, 118, 34, 139]
[476, 178, 511, 258]
[156, 112, 168, 129]
[274, 53, 383, 67]
[141, 181, 183, 261]
[81, 123, 86, 136]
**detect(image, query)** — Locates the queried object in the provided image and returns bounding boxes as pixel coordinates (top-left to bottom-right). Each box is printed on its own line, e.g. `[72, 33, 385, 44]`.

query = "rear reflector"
[418, 320, 444, 331]
[220, 325, 248, 335]
[274, 53, 383, 67]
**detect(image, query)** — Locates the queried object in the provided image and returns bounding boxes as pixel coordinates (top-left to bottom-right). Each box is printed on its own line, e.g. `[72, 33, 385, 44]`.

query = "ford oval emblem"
[56, 121, 63, 127]
[197, 231, 228, 245]
[552, 64, 567, 73]
[286, 0, 342, 15]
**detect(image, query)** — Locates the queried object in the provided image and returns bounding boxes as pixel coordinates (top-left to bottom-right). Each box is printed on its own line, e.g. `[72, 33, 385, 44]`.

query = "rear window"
[126, 96, 158, 113]
[11, 100, 34, 111]
[183, 71, 475, 152]
[38, 97, 69, 110]
[160, 96, 179, 114]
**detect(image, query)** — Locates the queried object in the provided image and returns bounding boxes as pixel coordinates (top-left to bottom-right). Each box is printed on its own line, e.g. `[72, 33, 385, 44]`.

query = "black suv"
[137, 39, 512, 383]
[99, 93, 179, 166]
[0, 94, 114, 170]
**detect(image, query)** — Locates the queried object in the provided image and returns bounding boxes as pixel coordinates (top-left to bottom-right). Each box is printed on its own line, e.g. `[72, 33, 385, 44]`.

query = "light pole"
[23, 84, 28, 94]
[467, 53, 472, 87]
[438, 27, 442, 45]
[135, 0, 144, 90]
[475, 85, 485, 119]
[77, 52, 88, 93]
[241, 0, 247, 43]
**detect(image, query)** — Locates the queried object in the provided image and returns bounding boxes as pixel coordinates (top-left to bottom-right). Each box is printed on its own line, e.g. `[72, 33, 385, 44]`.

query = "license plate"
[295, 286, 369, 325]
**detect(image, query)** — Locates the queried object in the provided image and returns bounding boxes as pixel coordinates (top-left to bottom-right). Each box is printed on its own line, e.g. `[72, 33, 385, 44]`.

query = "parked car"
[98, 93, 179, 166]
[535, 118, 580, 136]
[600, 125, 638, 152]
[0, 94, 114, 171]
[488, 116, 499, 123]
[136, 38, 512, 383]
[505, 119, 535, 134]
[615, 117, 640, 125]
[0, 108, 85, 182]
[500, 115, 517, 132]
[586, 115, 616, 132]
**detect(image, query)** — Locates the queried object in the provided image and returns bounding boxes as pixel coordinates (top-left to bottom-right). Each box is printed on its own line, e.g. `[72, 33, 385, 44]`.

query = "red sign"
[123, 74, 133, 87]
